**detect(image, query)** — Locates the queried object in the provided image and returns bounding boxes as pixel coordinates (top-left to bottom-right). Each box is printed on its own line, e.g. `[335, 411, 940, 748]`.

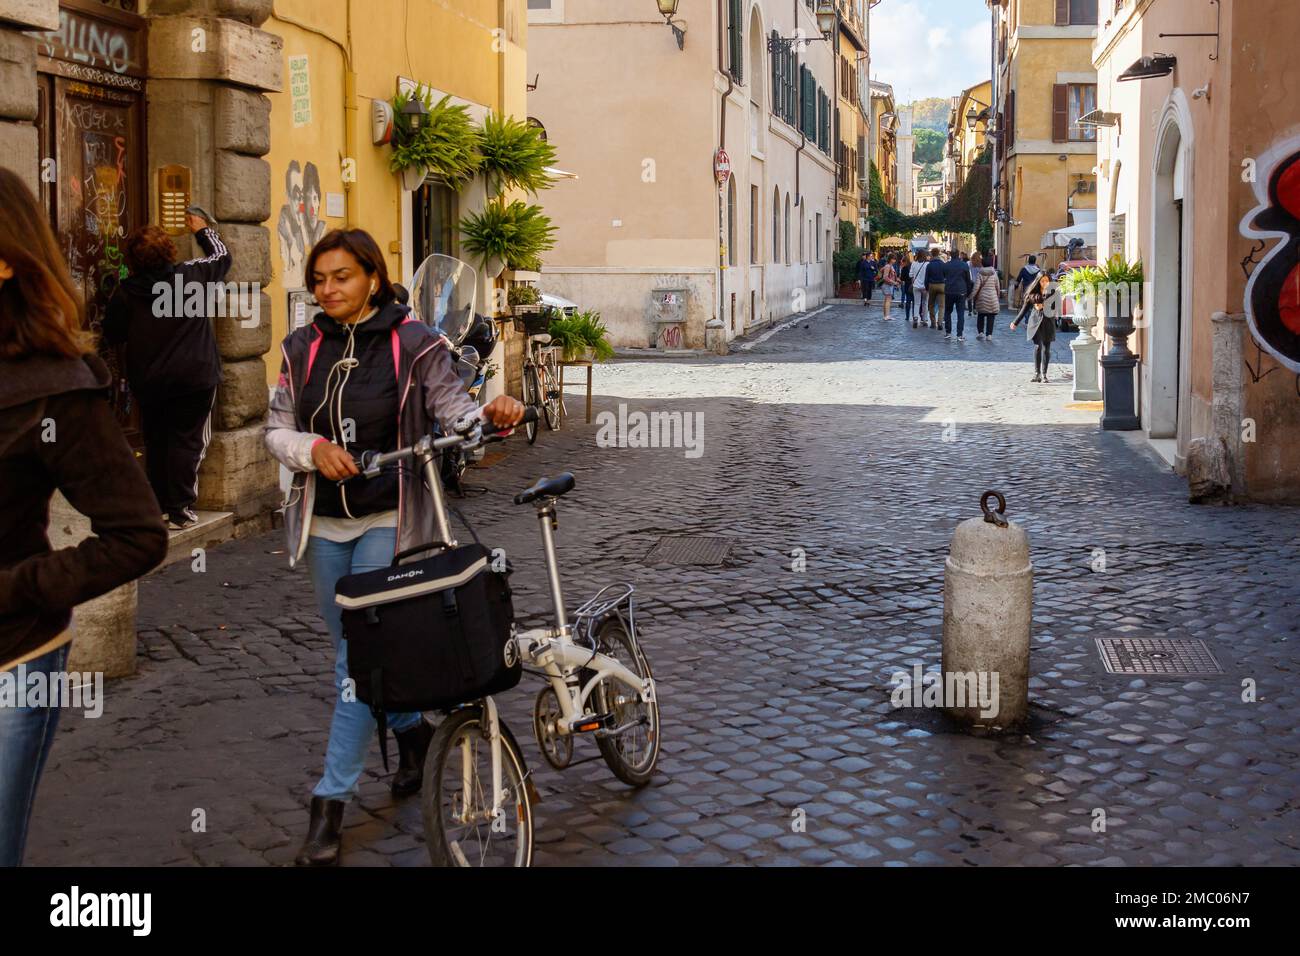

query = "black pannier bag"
[336, 542, 520, 766]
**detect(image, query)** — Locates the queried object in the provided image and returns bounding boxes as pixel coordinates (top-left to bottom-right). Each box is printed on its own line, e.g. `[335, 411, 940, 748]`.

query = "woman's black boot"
[391, 718, 434, 796]
[294, 796, 345, 866]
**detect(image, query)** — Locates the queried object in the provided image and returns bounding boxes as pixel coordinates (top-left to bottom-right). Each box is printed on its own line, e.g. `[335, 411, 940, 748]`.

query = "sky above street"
[870, 0, 992, 104]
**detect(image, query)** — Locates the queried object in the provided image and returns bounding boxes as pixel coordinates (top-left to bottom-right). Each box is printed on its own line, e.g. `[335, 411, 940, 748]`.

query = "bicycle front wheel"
[422, 706, 534, 867]
[522, 363, 540, 444]
[541, 349, 561, 431]
[591, 618, 660, 787]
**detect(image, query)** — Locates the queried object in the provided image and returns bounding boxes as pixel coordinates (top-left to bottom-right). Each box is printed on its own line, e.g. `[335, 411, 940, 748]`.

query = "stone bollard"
[942, 491, 1032, 729]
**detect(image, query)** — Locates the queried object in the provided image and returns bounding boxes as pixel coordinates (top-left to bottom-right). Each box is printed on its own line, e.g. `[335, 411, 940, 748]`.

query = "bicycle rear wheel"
[521, 363, 540, 444]
[541, 349, 561, 431]
[422, 705, 534, 867]
[591, 618, 660, 787]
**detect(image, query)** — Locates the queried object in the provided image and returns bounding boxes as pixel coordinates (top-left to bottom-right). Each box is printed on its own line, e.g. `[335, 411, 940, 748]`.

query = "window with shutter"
[1051, 83, 1069, 142]
[1006, 90, 1015, 149]
[1055, 0, 1069, 25]
[728, 0, 744, 83]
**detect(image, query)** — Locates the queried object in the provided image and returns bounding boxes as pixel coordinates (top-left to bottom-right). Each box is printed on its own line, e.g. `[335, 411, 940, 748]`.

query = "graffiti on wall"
[1240, 138, 1300, 374]
[276, 159, 326, 289]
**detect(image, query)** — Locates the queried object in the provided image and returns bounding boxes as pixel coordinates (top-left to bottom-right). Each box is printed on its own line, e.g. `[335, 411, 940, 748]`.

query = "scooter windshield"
[409, 254, 477, 345]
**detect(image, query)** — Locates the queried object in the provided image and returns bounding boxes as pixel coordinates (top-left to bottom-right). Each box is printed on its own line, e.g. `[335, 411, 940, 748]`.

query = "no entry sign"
[714, 149, 731, 185]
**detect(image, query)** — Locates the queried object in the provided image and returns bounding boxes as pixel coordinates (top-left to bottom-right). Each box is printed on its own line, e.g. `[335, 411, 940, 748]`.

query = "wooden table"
[558, 359, 593, 424]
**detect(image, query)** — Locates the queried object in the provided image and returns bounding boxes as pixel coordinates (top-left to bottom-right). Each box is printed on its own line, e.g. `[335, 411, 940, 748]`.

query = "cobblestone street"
[27, 301, 1300, 866]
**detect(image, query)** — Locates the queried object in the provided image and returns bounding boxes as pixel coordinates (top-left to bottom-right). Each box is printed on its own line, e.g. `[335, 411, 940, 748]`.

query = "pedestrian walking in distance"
[899, 252, 915, 324]
[264, 228, 526, 867]
[0, 168, 168, 867]
[1013, 254, 1043, 309]
[879, 253, 899, 320]
[926, 250, 947, 329]
[911, 249, 930, 328]
[104, 212, 230, 531]
[970, 252, 1001, 341]
[1010, 271, 1058, 382]
[857, 251, 877, 304]
[942, 247, 973, 341]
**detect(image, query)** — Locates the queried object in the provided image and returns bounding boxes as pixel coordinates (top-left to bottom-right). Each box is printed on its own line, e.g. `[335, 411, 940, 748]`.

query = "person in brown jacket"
[0, 169, 168, 866]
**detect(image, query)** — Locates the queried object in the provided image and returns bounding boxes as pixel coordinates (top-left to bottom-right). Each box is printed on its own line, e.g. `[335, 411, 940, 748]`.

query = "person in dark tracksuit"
[105, 215, 230, 529]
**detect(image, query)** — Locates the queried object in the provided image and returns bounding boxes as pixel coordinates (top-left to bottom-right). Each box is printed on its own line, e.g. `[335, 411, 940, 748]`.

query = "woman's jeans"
[1034, 338, 1053, 376]
[902, 285, 915, 318]
[0, 643, 70, 866]
[306, 527, 422, 802]
[977, 312, 996, 336]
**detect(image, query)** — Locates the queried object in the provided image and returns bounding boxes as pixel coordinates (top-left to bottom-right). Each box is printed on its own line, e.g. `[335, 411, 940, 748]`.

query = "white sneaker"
[976, 333, 985, 341]
[957, 335, 965, 342]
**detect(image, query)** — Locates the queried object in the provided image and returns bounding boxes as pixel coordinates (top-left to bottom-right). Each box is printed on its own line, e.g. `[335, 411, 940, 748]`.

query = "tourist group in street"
[856, 249, 1061, 382]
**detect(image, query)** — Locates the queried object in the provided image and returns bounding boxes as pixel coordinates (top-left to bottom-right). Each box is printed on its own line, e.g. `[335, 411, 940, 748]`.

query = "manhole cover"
[644, 536, 735, 566]
[1095, 637, 1223, 676]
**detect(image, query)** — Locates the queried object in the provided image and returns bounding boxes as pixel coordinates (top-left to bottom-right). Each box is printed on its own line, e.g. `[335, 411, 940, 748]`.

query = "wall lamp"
[655, 0, 687, 50]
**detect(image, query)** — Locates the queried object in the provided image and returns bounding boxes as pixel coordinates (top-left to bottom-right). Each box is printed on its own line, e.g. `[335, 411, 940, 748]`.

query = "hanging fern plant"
[477, 112, 558, 196]
[389, 87, 482, 186]
[459, 198, 557, 271]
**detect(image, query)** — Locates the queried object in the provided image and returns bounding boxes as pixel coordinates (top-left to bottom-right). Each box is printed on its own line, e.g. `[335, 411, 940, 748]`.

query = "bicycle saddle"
[513, 472, 575, 504]
[529, 332, 552, 344]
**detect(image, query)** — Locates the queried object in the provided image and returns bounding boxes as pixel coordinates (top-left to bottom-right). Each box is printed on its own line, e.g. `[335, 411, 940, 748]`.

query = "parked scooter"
[407, 254, 499, 495]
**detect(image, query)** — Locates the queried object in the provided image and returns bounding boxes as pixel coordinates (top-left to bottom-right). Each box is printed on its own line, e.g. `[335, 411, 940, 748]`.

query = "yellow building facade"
[261, 0, 531, 388]
[990, 0, 1098, 285]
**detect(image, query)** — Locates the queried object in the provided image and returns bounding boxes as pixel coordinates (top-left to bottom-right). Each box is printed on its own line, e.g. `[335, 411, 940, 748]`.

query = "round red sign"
[714, 149, 731, 184]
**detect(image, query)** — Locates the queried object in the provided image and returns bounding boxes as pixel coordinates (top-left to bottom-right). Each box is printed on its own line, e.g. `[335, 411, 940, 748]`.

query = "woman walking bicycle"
[264, 228, 524, 866]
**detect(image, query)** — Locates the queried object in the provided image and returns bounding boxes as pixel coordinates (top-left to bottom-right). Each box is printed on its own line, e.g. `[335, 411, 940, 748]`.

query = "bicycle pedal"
[570, 713, 614, 734]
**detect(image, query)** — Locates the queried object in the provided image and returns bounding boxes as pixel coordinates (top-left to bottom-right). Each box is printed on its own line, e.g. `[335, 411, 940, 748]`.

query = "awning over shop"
[1042, 221, 1096, 248]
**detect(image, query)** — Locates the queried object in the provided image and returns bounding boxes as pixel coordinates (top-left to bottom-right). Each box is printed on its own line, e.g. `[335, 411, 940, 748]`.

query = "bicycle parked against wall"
[517, 309, 562, 444]
[351, 411, 661, 867]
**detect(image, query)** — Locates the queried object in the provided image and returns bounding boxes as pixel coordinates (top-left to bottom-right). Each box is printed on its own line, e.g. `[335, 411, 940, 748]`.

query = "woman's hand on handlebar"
[482, 395, 526, 429]
[311, 439, 359, 481]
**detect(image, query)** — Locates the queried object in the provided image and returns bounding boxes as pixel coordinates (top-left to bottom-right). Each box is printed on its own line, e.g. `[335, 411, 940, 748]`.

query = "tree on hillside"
[904, 97, 950, 132]
[913, 128, 945, 166]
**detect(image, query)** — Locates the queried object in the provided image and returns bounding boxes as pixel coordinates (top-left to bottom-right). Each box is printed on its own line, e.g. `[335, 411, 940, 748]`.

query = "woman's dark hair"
[0, 168, 89, 360]
[302, 162, 321, 218]
[304, 228, 397, 308]
[124, 225, 178, 274]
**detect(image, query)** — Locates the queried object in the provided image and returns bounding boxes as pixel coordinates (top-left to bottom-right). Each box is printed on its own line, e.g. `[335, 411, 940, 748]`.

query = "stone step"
[160, 510, 236, 570]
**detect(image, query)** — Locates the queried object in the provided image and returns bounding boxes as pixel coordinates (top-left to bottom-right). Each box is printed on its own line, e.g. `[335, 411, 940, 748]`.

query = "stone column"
[146, 0, 282, 527]
[0, 0, 55, 190]
[1187, 313, 1247, 503]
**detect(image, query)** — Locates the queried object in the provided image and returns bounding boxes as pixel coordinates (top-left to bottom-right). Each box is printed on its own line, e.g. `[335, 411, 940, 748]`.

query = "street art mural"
[1241, 139, 1300, 374]
[276, 159, 326, 289]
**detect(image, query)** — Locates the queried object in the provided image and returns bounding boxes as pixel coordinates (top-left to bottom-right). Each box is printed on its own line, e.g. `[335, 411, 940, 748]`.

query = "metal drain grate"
[644, 536, 735, 566]
[1095, 637, 1223, 676]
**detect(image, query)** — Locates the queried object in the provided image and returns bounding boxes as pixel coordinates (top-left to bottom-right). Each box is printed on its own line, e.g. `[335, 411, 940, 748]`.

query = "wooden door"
[52, 76, 146, 444]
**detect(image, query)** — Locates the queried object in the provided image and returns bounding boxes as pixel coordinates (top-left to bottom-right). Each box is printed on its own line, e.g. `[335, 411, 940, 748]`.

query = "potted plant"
[477, 112, 558, 197]
[507, 283, 542, 316]
[1092, 254, 1144, 353]
[459, 198, 557, 278]
[548, 309, 614, 362]
[389, 87, 481, 191]
[1056, 263, 1103, 341]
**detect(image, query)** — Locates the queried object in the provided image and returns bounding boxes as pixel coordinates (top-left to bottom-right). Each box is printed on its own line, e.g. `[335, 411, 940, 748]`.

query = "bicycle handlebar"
[348, 406, 539, 479]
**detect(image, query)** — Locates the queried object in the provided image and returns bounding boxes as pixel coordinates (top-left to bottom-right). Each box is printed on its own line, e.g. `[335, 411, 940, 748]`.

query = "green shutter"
[729, 0, 744, 83]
